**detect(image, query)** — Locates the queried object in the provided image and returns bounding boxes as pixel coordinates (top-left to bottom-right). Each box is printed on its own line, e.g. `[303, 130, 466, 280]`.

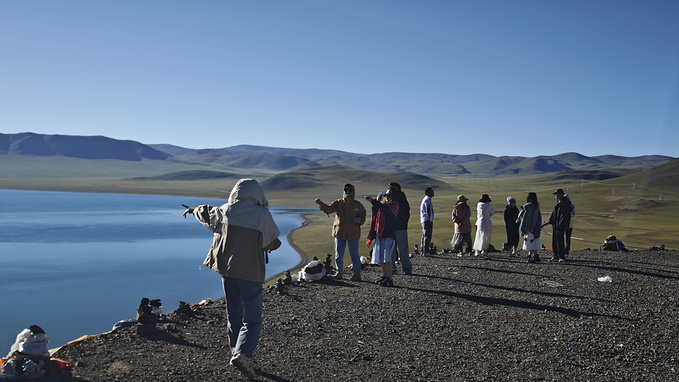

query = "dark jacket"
[369, 200, 399, 240]
[548, 198, 572, 231]
[518, 203, 541, 238]
[504, 205, 520, 239]
[394, 191, 410, 231]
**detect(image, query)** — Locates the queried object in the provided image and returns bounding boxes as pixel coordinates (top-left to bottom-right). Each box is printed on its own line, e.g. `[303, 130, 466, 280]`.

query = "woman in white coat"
[473, 194, 496, 256]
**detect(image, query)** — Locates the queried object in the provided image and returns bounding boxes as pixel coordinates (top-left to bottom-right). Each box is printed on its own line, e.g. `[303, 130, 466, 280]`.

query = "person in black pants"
[547, 188, 572, 262]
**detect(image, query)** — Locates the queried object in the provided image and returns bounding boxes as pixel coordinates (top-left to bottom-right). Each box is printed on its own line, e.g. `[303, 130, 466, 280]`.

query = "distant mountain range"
[148, 143, 673, 178]
[0, 132, 170, 161]
[1, 132, 674, 178]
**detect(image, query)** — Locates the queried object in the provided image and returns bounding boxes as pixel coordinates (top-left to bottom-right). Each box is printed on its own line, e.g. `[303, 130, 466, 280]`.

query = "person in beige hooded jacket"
[183, 179, 280, 378]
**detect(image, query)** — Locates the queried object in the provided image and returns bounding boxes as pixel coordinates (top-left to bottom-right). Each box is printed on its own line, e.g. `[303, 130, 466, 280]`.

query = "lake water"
[0, 190, 313, 353]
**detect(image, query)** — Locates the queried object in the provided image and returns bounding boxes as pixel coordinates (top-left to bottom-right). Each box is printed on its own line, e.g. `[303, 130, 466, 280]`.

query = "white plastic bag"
[7, 328, 50, 358]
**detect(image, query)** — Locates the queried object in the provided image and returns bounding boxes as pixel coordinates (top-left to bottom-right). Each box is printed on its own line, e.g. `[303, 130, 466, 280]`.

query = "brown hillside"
[620, 158, 679, 190]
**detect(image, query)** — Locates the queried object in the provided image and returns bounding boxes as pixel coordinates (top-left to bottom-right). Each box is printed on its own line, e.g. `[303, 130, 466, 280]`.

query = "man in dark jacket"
[389, 182, 412, 275]
[548, 188, 572, 262]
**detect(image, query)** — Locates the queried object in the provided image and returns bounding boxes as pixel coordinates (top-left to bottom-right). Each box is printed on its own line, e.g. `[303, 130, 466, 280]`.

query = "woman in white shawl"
[183, 179, 281, 379]
[473, 194, 496, 257]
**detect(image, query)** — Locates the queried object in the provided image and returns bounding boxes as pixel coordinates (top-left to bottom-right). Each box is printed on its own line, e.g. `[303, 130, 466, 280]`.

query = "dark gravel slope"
[50, 249, 678, 381]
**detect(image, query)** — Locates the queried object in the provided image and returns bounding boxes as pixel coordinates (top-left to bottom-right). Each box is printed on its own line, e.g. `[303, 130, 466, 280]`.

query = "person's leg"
[463, 233, 472, 253]
[473, 228, 482, 256]
[481, 229, 492, 256]
[334, 238, 346, 274]
[347, 239, 361, 275]
[551, 229, 559, 260]
[380, 263, 388, 278]
[222, 276, 243, 355]
[565, 228, 573, 256]
[422, 221, 433, 255]
[556, 230, 566, 260]
[421, 223, 427, 255]
[394, 230, 412, 274]
[505, 228, 512, 251]
[223, 276, 263, 357]
[231, 278, 264, 358]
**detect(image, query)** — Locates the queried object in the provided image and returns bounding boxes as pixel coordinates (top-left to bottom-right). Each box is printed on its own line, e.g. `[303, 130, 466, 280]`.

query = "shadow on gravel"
[42, 373, 90, 382]
[564, 260, 679, 280]
[405, 286, 629, 320]
[315, 278, 361, 288]
[449, 264, 544, 277]
[614, 266, 679, 280]
[620, 257, 679, 272]
[415, 273, 593, 300]
[255, 369, 295, 381]
[139, 329, 207, 349]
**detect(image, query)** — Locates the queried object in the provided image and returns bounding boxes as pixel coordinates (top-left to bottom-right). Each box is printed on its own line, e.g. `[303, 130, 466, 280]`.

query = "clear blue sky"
[1, 1, 677, 158]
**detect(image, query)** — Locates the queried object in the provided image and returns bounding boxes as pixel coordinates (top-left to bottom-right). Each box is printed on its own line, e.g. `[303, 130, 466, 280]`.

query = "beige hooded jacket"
[193, 179, 281, 283]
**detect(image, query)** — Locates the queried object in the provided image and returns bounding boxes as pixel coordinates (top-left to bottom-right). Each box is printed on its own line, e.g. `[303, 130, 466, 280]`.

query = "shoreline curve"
[265, 213, 312, 283]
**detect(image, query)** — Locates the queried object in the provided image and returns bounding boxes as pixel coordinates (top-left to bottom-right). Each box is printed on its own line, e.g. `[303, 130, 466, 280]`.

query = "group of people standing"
[315, 182, 413, 288]
[314, 184, 578, 289]
[451, 189, 575, 263]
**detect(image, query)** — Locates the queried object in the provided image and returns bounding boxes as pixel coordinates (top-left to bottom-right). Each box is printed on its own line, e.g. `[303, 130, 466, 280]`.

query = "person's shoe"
[558, 258, 566, 263]
[474, 251, 480, 257]
[423, 252, 433, 257]
[349, 274, 361, 281]
[230, 354, 256, 379]
[378, 278, 394, 287]
[332, 273, 343, 280]
[375, 276, 386, 284]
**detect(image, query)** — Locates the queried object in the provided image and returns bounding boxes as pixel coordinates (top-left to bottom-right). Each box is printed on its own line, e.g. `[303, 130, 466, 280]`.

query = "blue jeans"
[222, 276, 263, 357]
[334, 238, 361, 275]
[393, 229, 412, 274]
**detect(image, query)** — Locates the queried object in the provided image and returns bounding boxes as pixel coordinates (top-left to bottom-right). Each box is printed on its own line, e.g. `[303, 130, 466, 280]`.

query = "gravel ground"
[46, 248, 678, 381]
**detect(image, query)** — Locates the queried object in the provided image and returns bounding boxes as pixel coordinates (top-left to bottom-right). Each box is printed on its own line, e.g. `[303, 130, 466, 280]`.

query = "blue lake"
[0, 190, 314, 353]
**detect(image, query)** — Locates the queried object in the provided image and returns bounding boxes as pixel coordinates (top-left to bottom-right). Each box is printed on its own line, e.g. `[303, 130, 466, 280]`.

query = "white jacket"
[476, 202, 496, 231]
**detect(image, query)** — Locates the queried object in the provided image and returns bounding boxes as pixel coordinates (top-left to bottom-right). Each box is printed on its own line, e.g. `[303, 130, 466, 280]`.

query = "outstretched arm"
[182, 204, 194, 218]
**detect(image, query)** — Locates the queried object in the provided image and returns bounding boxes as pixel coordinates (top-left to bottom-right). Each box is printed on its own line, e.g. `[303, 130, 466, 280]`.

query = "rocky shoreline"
[40, 248, 678, 381]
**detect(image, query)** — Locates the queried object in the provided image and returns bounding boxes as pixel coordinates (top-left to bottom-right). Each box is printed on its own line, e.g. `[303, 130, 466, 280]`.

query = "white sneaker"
[230, 353, 256, 379]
